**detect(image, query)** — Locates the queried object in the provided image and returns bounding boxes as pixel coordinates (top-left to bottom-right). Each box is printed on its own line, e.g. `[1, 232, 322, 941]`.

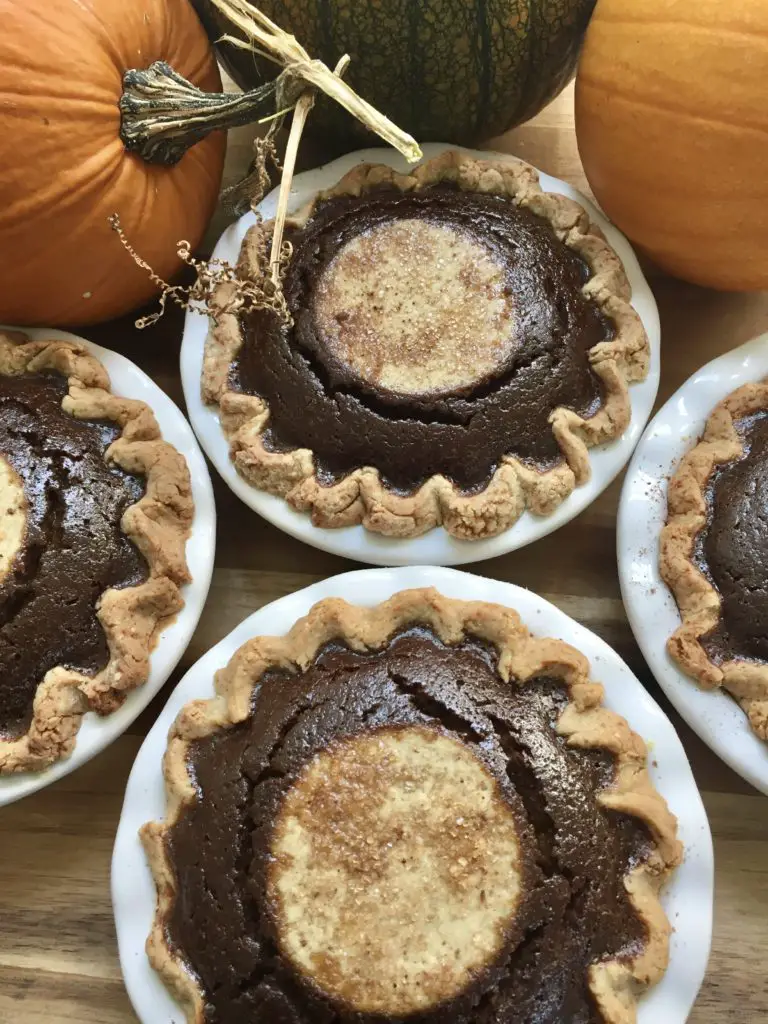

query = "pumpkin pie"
[203, 151, 649, 540]
[142, 589, 681, 1023]
[661, 381, 768, 740]
[0, 330, 192, 774]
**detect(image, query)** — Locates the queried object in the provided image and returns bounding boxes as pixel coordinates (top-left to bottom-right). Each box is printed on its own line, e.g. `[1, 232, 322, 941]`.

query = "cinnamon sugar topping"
[268, 724, 522, 1014]
[313, 219, 516, 395]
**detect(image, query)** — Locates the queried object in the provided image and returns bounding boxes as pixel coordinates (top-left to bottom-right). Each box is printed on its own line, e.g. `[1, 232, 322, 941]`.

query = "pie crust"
[202, 151, 649, 540]
[142, 588, 681, 1024]
[660, 381, 768, 740]
[0, 330, 193, 774]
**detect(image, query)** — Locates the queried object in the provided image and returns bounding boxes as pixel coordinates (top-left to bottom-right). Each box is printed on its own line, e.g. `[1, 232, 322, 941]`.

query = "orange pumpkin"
[575, 0, 768, 291]
[0, 0, 225, 326]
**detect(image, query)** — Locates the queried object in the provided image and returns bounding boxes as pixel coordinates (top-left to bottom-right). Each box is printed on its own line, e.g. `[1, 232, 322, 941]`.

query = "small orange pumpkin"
[575, 0, 768, 291]
[0, 0, 225, 326]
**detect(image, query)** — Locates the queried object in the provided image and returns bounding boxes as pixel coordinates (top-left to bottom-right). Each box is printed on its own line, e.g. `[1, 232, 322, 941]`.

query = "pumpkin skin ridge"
[575, 0, 768, 292]
[507, 3, 536, 130]
[583, 10, 768, 38]
[469, 0, 492, 139]
[577, 79, 768, 141]
[405, 0, 420, 133]
[480, 1, 529, 140]
[508, 1, 591, 127]
[59, 0, 134, 58]
[0, 139, 126, 227]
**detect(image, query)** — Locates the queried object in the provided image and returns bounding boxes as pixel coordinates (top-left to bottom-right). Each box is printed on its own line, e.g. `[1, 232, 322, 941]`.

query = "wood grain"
[2, 82, 768, 1023]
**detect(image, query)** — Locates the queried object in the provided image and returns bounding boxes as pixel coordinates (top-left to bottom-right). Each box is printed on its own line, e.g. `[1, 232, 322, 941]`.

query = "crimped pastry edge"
[202, 150, 649, 541]
[0, 330, 193, 774]
[660, 380, 768, 741]
[141, 587, 681, 1024]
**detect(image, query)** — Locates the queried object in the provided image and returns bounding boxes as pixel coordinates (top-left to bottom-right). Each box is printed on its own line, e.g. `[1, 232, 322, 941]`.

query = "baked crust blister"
[141, 587, 681, 1024]
[202, 151, 650, 541]
[0, 330, 193, 774]
[660, 381, 768, 740]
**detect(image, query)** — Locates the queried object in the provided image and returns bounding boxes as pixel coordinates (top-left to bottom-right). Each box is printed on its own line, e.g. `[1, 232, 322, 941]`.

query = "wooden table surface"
[2, 84, 767, 1023]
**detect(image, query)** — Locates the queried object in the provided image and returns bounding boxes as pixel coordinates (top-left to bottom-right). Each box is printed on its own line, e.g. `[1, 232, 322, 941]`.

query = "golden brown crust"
[0, 331, 193, 774]
[142, 588, 680, 1024]
[660, 381, 768, 740]
[203, 151, 649, 541]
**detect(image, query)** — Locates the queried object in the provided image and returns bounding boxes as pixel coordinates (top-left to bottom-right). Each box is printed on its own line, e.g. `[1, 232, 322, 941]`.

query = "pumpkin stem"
[209, 0, 422, 163]
[119, 61, 279, 165]
[120, 1, 421, 167]
[265, 53, 348, 287]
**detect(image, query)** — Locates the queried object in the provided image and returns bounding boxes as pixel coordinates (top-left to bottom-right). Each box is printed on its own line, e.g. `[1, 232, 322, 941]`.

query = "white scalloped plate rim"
[112, 565, 712, 1024]
[180, 143, 661, 566]
[0, 325, 216, 807]
[618, 330, 768, 794]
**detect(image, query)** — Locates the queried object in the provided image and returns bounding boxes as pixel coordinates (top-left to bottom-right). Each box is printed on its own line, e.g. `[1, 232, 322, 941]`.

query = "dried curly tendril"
[108, 214, 293, 330]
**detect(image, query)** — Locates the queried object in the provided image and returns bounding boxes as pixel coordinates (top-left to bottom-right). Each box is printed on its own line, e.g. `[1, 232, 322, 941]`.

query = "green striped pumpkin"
[192, 0, 597, 145]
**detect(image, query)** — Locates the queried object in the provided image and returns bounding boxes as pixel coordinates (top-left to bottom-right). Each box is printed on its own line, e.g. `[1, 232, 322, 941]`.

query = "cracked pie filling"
[0, 331, 192, 774]
[202, 152, 649, 541]
[142, 590, 681, 1024]
[661, 381, 768, 740]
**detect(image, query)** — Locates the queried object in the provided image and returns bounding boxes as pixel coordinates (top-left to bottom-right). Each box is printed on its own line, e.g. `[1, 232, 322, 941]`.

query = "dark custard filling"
[166, 629, 650, 1024]
[230, 186, 612, 495]
[695, 411, 768, 664]
[0, 373, 148, 739]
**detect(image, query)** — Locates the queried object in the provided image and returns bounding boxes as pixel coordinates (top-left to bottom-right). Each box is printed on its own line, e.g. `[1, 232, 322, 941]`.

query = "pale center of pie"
[313, 218, 516, 395]
[268, 725, 522, 1015]
[0, 454, 26, 584]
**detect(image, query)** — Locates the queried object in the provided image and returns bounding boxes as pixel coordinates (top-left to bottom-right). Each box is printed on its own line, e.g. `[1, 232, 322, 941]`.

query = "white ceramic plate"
[112, 565, 712, 1024]
[618, 331, 768, 794]
[0, 326, 216, 807]
[181, 143, 661, 566]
